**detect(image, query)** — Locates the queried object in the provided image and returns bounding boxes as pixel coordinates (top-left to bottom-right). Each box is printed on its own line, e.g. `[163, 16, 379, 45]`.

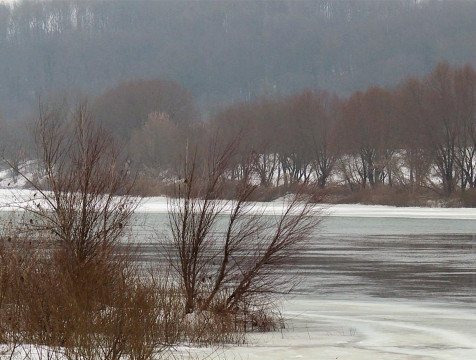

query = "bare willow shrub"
[168, 142, 321, 336]
[22, 103, 139, 305]
[0, 102, 181, 359]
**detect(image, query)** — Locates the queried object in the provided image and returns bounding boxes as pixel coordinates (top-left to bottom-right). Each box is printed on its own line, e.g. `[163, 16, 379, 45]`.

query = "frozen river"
[135, 213, 476, 304]
[1, 191, 475, 359]
[134, 207, 476, 360]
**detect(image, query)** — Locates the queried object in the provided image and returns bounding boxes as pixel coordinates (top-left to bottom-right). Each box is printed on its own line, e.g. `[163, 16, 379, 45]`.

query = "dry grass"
[0, 226, 187, 360]
[0, 222, 256, 359]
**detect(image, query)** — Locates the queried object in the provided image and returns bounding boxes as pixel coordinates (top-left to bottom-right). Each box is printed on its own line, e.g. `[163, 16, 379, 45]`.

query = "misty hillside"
[1, 0, 476, 118]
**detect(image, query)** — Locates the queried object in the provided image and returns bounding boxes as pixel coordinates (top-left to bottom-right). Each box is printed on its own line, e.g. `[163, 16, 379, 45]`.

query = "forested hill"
[1, 0, 476, 118]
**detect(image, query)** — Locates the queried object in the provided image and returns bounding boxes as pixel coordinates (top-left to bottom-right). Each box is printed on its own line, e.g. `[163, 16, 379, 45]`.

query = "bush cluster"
[0, 104, 318, 359]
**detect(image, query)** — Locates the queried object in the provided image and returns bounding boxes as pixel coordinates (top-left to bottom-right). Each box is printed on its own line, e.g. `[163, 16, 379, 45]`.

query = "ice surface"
[179, 298, 476, 360]
[1, 189, 475, 359]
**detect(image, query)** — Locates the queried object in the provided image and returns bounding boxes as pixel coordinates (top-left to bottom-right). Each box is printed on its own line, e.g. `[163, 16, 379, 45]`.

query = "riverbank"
[139, 196, 476, 219]
[3, 189, 476, 220]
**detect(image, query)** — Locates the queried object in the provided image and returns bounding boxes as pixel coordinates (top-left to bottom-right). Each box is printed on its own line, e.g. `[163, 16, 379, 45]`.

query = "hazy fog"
[1, 0, 476, 119]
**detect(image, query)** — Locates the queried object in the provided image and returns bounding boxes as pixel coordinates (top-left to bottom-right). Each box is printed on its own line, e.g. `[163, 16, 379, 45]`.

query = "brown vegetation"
[1, 103, 321, 358]
[0, 103, 184, 359]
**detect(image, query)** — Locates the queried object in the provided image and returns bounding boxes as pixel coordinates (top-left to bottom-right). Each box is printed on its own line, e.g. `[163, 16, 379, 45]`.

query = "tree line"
[2, 62, 476, 200]
[124, 62, 476, 199]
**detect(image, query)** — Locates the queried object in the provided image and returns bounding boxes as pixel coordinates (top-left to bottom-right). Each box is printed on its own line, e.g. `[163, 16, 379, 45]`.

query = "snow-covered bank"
[3, 189, 476, 219]
[182, 298, 476, 360]
[322, 203, 476, 219]
[139, 196, 476, 219]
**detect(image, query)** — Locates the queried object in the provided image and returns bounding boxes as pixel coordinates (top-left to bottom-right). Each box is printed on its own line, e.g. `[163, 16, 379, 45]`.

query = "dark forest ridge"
[1, 0, 476, 118]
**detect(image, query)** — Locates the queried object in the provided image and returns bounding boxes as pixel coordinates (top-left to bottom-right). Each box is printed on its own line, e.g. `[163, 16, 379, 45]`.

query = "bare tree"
[129, 111, 183, 177]
[289, 90, 340, 188]
[453, 64, 476, 190]
[423, 63, 459, 195]
[339, 87, 396, 189]
[92, 78, 195, 143]
[394, 77, 432, 189]
[10, 102, 139, 303]
[167, 142, 321, 321]
[0, 102, 193, 359]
